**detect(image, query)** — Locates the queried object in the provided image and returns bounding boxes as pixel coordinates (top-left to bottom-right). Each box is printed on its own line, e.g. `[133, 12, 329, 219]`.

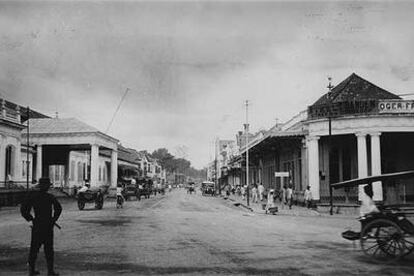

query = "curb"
[234, 202, 254, 212]
[222, 196, 254, 212]
[222, 196, 324, 216]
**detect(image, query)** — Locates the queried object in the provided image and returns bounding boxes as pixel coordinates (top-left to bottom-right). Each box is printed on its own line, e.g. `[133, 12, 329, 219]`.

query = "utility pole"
[26, 107, 30, 191]
[244, 100, 250, 206]
[105, 87, 129, 134]
[327, 77, 334, 216]
[215, 137, 218, 196]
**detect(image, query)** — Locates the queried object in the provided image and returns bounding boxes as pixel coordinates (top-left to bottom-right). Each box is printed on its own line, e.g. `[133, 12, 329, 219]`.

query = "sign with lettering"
[275, 172, 289, 177]
[378, 100, 414, 114]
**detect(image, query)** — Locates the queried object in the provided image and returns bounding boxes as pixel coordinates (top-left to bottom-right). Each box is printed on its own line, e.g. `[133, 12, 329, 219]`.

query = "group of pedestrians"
[230, 182, 314, 211]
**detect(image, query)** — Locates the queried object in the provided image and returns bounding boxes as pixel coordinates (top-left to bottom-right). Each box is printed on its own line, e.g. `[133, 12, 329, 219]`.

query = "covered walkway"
[22, 118, 119, 188]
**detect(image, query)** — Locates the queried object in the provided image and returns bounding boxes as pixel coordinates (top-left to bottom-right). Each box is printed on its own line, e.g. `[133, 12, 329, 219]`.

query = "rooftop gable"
[312, 73, 400, 107]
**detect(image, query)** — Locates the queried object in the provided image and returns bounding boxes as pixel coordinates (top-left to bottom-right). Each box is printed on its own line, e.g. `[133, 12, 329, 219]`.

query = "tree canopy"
[151, 148, 205, 179]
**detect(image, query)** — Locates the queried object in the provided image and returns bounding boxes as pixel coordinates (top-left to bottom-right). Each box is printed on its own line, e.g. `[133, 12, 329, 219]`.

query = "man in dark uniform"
[21, 177, 62, 276]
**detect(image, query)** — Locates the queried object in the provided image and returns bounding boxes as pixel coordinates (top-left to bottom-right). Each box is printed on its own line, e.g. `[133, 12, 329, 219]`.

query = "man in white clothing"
[360, 184, 379, 217]
[258, 183, 265, 201]
[78, 181, 90, 194]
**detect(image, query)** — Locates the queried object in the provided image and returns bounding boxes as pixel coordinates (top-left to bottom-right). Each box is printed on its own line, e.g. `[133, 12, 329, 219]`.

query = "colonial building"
[23, 117, 119, 192]
[0, 99, 48, 187]
[233, 73, 414, 205]
[216, 139, 238, 188]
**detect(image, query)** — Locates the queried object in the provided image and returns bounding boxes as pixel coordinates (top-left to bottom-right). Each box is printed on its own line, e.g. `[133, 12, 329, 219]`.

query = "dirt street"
[1, 189, 413, 275]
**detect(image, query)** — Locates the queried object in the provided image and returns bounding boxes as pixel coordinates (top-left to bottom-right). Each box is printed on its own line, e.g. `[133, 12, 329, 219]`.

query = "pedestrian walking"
[241, 185, 246, 200]
[236, 185, 241, 196]
[287, 184, 293, 209]
[265, 189, 276, 213]
[304, 186, 313, 209]
[20, 177, 62, 276]
[251, 184, 258, 203]
[281, 185, 287, 206]
[225, 185, 230, 196]
[116, 184, 125, 208]
[258, 183, 264, 201]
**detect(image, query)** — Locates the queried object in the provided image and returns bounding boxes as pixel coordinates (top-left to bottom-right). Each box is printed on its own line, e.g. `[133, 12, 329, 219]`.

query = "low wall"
[0, 190, 27, 207]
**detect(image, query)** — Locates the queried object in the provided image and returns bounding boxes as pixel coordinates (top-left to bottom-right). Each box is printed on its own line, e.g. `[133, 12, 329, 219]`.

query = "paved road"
[1, 189, 413, 275]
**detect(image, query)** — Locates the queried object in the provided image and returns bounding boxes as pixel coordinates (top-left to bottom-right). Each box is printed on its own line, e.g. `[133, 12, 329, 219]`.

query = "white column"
[111, 149, 118, 187]
[356, 133, 368, 200]
[14, 140, 22, 182]
[370, 132, 383, 201]
[307, 136, 320, 200]
[36, 144, 42, 182]
[0, 135, 5, 186]
[90, 144, 99, 187]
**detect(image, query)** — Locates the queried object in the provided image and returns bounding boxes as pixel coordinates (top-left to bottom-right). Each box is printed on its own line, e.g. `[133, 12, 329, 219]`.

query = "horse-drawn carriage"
[187, 182, 196, 194]
[77, 186, 105, 210]
[331, 171, 414, 263]
[136, 178, 153, 199]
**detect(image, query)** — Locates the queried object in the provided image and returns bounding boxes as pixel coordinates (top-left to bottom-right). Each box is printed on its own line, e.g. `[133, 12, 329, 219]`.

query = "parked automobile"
[123, 182, 139, 201]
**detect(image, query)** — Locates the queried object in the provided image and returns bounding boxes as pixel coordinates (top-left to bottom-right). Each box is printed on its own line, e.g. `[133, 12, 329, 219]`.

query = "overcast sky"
[1, 0, 414, 169]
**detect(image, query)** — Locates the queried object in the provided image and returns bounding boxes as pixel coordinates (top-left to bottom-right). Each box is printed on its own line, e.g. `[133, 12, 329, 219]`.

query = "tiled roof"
[27, 118, 100, 134]
[117, 145, 140, 165]
[312, 73, 400, 106]
[100, 146, 140, 165]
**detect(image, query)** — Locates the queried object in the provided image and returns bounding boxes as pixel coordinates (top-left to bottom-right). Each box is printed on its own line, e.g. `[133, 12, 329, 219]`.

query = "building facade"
[230, 73, 414, 205]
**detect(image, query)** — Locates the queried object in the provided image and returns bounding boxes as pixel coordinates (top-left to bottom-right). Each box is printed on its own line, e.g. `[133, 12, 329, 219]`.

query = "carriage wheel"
[402, 232, 414, 257]
[360, 219, 405, 263]
[77, 201, 85, 210]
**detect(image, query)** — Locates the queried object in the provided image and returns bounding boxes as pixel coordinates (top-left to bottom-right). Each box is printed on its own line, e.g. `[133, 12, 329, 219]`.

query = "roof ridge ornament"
[327, 76, 334, 93]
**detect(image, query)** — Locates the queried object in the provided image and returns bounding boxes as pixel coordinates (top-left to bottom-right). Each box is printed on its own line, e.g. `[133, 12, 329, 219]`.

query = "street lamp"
[244, 100, 250, 206]
[327, 77, 334, 216]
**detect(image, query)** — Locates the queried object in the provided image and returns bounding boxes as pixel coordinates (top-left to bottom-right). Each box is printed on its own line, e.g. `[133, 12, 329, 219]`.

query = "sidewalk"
[223, 193, 321, 217]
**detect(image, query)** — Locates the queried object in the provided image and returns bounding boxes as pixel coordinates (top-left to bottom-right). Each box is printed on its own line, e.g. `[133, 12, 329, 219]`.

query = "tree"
[151, 147, 206, 181]
[151, 148, 174, 170]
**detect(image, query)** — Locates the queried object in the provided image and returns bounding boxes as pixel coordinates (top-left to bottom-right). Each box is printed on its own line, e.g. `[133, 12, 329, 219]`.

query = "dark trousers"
[28, 225, 54, 271]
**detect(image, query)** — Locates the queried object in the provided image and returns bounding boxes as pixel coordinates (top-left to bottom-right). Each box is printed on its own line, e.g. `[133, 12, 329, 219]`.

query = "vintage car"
[123, 183, 139, 201]
[77, 186, 104, 210]
[201, 181, 215, 196]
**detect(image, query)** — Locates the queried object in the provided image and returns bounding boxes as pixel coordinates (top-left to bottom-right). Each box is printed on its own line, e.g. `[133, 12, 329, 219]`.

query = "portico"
[22, 118, 119, 188]
[306, 112, 414, 203]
